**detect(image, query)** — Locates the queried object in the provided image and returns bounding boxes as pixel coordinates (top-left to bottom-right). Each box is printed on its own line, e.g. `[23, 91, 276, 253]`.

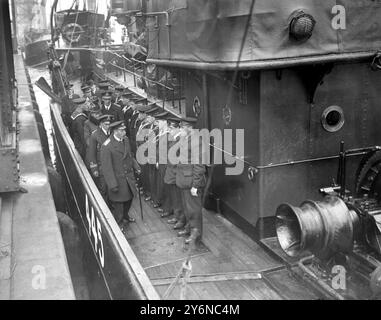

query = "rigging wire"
[62, 7, 80, 71]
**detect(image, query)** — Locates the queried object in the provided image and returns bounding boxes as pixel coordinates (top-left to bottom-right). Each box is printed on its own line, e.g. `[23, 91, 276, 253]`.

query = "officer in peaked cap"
[150, 110, 171, 212]
[84, 97, 103, 156]
[175, 115, 206, 246]
[61, 83, 80, 131]
[163, 114, 185, 225]
[99, 82, 110, 91]
[114, 85, 125, 105]
[87, 79, 101, 99]
[101, 92, 124, 121]
[88, 114, 113, 201]
[71, 97, 88, 159]
[81, 85, 92, 101]
[100, 120, 141, 230]
[132, 104, 156, 198]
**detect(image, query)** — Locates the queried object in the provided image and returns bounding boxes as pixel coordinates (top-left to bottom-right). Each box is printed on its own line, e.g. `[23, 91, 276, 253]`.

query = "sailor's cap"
[81, 85, 91, 92]
[115, 85, 125, 91]
[98, 114, 114, 123]
[73, 97, 86, 104]
[102, 92, 113, 100]
[110, 120, 126, 131]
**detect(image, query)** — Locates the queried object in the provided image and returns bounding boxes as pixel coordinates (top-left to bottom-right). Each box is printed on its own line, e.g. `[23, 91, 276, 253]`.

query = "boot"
[167, 218, 178, 224]
[173, 222, 185, 230]
[177, 229, 190, 237]
[185, 228, 201, 245]
[161, 211, 172, 218]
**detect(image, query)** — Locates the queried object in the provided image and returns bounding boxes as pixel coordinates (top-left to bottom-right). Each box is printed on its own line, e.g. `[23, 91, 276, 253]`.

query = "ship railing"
[104, 50, 183, 110]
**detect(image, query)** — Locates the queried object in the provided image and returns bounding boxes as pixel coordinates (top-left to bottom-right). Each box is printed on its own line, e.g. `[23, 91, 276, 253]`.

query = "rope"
[162, 241, 195, 300]
[63, 9, 80, 71]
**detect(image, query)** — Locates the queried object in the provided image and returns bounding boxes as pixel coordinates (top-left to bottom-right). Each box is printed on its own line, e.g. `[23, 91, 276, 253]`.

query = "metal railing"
[104, 49, 183, 110]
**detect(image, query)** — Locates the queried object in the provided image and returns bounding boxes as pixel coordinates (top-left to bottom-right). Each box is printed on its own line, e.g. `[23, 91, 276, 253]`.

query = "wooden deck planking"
[241, 279, 283, 300]
[263, 269, 320, 300]
[155, 283, 202, 300]
[145, 264, 173, 280]
[204, 212, 281, 270]
[122, 187, 294, 299]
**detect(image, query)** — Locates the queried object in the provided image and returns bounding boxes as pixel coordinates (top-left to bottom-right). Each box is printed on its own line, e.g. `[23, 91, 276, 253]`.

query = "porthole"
[321, 106, 345, 133]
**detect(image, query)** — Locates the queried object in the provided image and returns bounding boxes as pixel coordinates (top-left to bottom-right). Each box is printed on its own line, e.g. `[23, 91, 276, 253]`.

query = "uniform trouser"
[165, 183, 185, 223]
[180, 189, 202, 236]
[179, 188, 202, 235]
[155, 164, 166, 205]
[110, 200, 132, 224]
[141, 164, 151, 196]
[148, 164, 157, 202]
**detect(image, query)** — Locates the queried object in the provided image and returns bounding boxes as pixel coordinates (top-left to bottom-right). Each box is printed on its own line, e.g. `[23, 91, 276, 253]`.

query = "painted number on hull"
[85, 194, 105, 268]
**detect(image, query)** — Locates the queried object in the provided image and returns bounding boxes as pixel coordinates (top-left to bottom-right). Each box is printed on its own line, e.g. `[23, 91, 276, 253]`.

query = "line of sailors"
[61, 79, 206, 246]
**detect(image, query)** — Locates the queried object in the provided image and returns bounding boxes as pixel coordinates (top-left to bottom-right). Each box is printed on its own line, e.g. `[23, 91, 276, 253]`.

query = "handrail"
[108, 62, 175, 91]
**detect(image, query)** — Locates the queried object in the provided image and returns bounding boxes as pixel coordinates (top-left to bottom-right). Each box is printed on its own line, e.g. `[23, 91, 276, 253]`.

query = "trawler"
[35, 0, 381, 299]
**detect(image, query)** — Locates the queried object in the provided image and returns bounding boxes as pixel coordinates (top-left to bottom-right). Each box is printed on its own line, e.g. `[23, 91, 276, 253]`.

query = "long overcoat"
[100, 135, 140, 202]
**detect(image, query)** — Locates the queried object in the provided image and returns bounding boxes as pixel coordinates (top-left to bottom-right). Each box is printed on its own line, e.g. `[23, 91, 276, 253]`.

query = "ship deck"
[125, 197, 321, 300]
[84, 63, 324, 300]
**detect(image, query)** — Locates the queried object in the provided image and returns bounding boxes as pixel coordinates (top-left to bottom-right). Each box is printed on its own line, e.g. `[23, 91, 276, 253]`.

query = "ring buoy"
[61, 23, 84, 43]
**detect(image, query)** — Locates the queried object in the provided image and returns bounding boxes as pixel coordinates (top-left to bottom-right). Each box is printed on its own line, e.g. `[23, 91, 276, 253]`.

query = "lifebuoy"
[61, 23, 84, 43]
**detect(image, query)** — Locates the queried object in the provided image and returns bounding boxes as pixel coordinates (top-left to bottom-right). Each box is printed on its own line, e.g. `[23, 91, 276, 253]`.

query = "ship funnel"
[276, 196, 360, 259]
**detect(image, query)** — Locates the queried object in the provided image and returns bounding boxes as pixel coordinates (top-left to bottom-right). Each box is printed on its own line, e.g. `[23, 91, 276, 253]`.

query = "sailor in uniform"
[61, 83, 79, 132]
[71, 97, 89, 159]
[152, 111, 172, 214]
[88, 115, 113, 201]
[87, 79, 102, 99]
[164, 117, 186, 226]
[100, 121, 141, 229]
[84, 97, 102, 165]
[175, 117, 207, 245]
[101, 92, 124, 121]
[113, 85, 125, 105]
[81, 85, 92, 102]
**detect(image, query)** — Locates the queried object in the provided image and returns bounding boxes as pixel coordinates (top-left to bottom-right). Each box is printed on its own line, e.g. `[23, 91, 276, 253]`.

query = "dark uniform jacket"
[88, 127, 109, 176]
[71, 108, 88, 158]
[84, 119, 98, 148]
[164, 133, 178, 185]
[101, 103, 124, 122]
[61, 93, 80, 129]
[175, 132, 207, 190]
[92, 88, 102, 99]
[100, 135, 141, 202]
[130, 114, 142, 155]
[62, 94, 80, 115]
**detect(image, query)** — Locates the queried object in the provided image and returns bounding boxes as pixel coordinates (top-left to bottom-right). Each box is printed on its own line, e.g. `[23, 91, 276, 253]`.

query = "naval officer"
[100, 121, 141, 229]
